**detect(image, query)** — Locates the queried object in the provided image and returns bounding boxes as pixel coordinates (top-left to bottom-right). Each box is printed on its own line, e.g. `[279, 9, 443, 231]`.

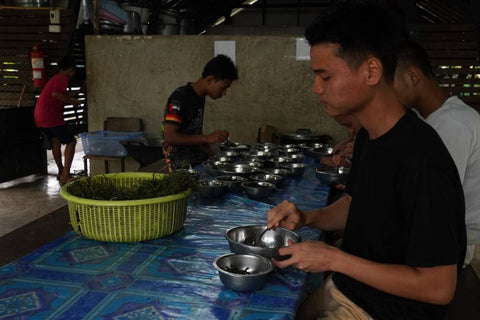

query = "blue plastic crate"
[79, 131, 144, 157]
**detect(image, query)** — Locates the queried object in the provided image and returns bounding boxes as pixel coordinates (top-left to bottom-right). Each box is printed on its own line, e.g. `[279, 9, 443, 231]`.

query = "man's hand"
[273, 240, 338, 272]
[206, 130, 229, 144]
[267, 200, 305, 231]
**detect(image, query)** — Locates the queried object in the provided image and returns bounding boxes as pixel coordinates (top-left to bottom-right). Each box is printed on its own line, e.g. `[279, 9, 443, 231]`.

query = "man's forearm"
[331, 249, 457, 305]
[164, 132, 208, 146]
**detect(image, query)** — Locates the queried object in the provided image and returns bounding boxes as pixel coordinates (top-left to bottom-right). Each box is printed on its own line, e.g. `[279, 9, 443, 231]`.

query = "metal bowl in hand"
[225, 225, 301, 259]
[250, 173, 284, 186]
[213, 253, 274, 291]
[196, 179, 226, 198]
[314, 166, 350, 186]
[215, 175, 248, 193]
[280, 162, 306, 176]
[241, 181, 276, 200]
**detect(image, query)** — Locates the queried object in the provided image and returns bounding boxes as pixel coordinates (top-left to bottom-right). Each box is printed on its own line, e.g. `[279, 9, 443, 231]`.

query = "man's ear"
[405, 67, 420, 87]
[205, 75, 216, 85]
[363, 56, 382, 86]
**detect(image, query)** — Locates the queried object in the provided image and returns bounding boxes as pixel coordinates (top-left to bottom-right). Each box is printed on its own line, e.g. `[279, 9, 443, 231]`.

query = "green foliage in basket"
[67, 171, 195, 201]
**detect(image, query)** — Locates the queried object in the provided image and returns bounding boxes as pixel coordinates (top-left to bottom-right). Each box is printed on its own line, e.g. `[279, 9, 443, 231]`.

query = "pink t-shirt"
[34, 73, 68, 128]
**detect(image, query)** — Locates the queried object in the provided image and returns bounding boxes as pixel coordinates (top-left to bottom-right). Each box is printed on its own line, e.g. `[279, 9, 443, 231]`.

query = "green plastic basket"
[60, 172, 191, 242]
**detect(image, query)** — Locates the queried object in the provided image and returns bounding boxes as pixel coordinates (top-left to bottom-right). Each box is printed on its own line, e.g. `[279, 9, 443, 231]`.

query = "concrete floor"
[0, 143, 85, 237]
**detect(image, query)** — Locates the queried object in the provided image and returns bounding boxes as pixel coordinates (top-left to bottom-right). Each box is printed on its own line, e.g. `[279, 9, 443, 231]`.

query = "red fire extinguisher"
[31, 44, 46, 89]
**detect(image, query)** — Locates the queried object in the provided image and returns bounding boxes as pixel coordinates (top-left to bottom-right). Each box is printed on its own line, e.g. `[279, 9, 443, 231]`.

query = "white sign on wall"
[214, 41, 236, 64]
[296, 38, 310, 61]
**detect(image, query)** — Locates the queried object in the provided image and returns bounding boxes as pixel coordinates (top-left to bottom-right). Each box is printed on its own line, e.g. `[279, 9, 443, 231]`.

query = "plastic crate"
[79, 131, 143, 157]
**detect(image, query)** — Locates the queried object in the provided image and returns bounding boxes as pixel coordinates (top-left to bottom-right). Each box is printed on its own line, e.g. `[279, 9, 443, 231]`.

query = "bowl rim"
[241, 181, 276, 189]
[213, 253, 274, 277]
[249, 173, 282, 181]
[225, 225, 301, 248]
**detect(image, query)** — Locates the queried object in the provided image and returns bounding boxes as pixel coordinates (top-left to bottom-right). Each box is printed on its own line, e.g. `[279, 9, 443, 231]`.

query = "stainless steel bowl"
[260, 167, 290, 177]
[299, 142, 332, 150]
[236, 161, 265, 169]
[266, 156, 293, 168]
[225, 225, 301, 259]
[213, 253, 274, 291]
[215, 175, 248, 193]
[216, 163, 259, 177]
[219, 142, 251, 152]
[246, 150, 274, 158]
[208, 155, 235, 163]
[196, 179, 226, 198]
[242, 154, 267, 163]
[250, 173, 284, 186]
[204, 162, 259, 177]
[217, 151, 240, 159]
[289, 153, 304, 163]
[241, 181, 276, 200]
[314, 166, 350, 186]
[280, 163, 306, 176]
[278, 147, 300, 156]
[309, 146, 334, 158]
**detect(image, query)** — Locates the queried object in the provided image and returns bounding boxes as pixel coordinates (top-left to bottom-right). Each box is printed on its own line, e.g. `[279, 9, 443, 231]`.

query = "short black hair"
[396, 40, 435, 78]
[305, 0, 401, 83]
[202, 54, 238, 81]
[58, 56, 76, 71]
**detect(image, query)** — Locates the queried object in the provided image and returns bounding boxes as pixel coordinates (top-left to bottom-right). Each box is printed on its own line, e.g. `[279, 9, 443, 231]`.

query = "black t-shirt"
[333, 110, 466, 320]
[162, 83, 207, 166]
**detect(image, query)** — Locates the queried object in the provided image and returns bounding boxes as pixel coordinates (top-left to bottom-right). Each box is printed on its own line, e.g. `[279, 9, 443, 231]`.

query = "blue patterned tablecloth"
[0, 157, 329, 320]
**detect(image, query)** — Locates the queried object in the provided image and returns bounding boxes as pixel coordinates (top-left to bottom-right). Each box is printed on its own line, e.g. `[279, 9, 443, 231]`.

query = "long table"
[0, 156, 329, 319]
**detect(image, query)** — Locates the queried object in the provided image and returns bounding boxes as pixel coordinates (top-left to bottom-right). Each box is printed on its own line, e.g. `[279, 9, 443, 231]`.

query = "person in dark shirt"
[161, 54, 238, 170]
[267, 2, 466, 319]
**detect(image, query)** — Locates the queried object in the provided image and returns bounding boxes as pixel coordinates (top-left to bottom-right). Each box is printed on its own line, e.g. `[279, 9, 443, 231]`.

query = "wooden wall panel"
[409, 23, 480, 111]
[0, 6, 87, 134]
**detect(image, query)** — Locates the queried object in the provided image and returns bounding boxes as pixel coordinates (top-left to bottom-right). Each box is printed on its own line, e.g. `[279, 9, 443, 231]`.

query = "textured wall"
[85, 35, 348, 172]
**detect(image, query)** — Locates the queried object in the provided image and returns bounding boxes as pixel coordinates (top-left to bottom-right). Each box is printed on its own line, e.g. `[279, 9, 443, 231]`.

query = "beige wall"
[85, 35, 348, 173]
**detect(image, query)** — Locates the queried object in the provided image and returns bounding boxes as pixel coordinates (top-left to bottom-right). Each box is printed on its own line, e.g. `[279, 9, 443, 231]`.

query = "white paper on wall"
[296, 38, 310, 61]
[214, 41, 236, 64]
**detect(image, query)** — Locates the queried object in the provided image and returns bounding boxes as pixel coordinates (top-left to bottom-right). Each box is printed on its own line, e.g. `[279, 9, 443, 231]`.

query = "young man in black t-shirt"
[161, 54, 238, 170]
[266, 2, 466, 319]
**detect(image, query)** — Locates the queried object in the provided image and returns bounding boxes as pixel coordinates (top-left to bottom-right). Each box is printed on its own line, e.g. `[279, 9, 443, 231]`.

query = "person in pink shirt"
[34, 57, 81, 185]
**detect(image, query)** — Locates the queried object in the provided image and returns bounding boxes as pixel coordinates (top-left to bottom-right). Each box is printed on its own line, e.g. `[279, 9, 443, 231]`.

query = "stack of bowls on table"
[213, 225, 301, 291]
